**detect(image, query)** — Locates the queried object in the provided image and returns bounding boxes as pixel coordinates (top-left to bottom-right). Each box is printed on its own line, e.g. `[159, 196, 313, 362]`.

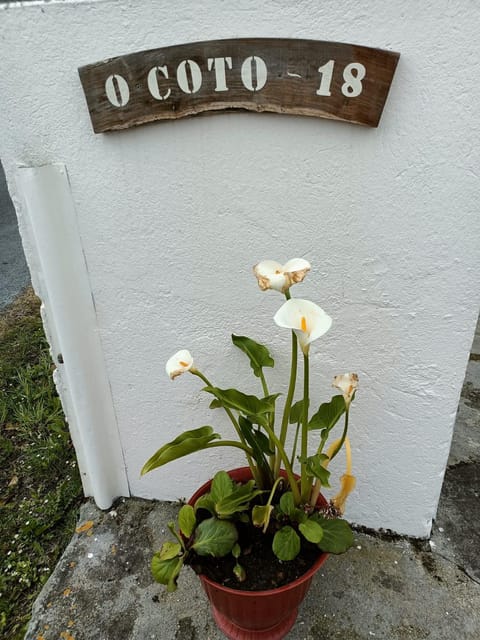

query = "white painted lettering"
[207, 57, 233, 92]
[341, 62, 366, 97]
[147, 66, 171, 101]
[316, 60, 335, 96]
[240, 56, 267, 92]
[105, 74, 130, 107]
[177, 59, 202, 94]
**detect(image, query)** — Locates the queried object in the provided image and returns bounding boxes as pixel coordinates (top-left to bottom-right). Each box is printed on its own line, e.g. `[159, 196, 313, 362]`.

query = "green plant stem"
[329, 407, 350, 463]
[204, 440, 254, 456]
[261, 422, 301, 504]
[274, 289, 298, 476]
[300, 353, 311, 503]
[259, 370, 276, 470]
[290, 422, 300, 468]
[191, 369, 261, 485]
[310, 407, 350, 507]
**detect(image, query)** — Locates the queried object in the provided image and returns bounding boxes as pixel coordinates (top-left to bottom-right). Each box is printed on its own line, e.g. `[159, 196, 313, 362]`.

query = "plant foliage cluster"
[143, 260, 359, 591]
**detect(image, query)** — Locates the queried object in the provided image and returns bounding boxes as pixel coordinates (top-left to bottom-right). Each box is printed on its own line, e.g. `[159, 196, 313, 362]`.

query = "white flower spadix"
[273, 298, 332, 355]
[166, 350, 194, 379]
[253, 258, 311, 293]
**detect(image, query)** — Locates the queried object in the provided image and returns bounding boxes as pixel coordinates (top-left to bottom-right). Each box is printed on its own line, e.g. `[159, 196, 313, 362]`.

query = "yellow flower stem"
[300, 352, 311, 503]
[274, 288, 298, 477]
[191, 369, 261, 486]
[344, 436, 353, 475]
[329, 407, 350, 463]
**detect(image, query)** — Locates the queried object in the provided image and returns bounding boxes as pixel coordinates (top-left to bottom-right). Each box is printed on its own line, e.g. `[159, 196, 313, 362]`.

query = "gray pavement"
[25, 334, 480, 639]
[0, 162, 30, 310]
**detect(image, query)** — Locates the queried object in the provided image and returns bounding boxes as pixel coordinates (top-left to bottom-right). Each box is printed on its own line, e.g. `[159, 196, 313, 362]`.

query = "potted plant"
[142, 259, 358, 639]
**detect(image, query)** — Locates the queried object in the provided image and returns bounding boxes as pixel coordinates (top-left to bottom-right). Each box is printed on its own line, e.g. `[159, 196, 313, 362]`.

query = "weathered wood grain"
[78, 38, 400, 133]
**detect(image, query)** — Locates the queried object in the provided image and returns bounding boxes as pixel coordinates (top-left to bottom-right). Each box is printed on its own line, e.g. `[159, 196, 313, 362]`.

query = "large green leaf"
[210, 470, 235, 503]
[237, 417, 274, 488]
[204, 387, 278, 418]
[303, 453, 331, 487]
[309, 395, 346, 432]
[272, 526, 301, 561]
[299, 519, 323, 544]
[312, 515, 354, 554]
[192, 518, 238, 557]
[141, 426, 221, 475]
[178, 505, 196, 538]
[151, 550, 184, 592]
[215, 481, 264, 518]
[231, 334, 274, 377]
[289, 399, 305, 424]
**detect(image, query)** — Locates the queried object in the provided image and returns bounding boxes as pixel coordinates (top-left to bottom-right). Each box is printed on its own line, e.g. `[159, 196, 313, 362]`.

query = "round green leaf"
[272, 525, 301, 561]
[192, 517, 238, 557]
[299, 519, 324, 543]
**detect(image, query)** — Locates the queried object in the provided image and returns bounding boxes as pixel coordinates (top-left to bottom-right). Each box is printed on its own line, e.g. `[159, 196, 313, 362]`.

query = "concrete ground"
[25, 329, 480, 640]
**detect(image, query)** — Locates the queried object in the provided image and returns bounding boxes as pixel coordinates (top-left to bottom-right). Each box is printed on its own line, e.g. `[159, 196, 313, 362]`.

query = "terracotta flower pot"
[188, 467, 329, 640]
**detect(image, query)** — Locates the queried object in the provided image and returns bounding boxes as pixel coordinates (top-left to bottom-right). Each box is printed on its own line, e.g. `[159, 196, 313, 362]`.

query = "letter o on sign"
[105, 74, 130, 107]
[241, 56, 267, 91]
[177, 59, 202, 94]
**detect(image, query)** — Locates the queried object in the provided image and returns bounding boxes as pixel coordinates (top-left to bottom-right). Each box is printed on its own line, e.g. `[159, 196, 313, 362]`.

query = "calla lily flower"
[253, 258, 311, 293]
[333, 373, 359, 408]
[273, 298, 332, 354]
[166, 350, 194, 379]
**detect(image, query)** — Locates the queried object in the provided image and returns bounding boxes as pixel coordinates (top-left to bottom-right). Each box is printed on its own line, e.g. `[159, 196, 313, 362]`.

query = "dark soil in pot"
[186, 519, 322, 591]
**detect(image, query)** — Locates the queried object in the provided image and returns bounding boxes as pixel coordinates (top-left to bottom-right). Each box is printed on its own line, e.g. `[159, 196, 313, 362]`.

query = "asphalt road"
[0, 162, 30, 310]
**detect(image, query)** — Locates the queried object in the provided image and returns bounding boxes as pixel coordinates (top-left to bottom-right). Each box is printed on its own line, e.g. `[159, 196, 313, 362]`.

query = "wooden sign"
[79, 38, 400, 133]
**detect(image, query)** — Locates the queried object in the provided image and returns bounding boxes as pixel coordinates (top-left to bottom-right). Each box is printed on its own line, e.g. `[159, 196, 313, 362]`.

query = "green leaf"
[252, 504, 273, 530]
[312, 515, 354, 554]
[289, 399, 305, 424]
[303, 453, 331, 487]
[158, 541, 182, 560]
[232, 543, 241, 559]
[192, 518, 238, 557]
[215, 481, 264, 518]
[272, 526, 301, 561]
[151, 552, 184, 592]
[178, 505, 196, 538]
[194, 494, 215, 515]
[238, 417, 274, 456]
[210, 471, 234, 503]
[203, 387, 278, 418]
[309, 395, 346, 432]
[279, 492, 296, 517]
[299, 519, 324, 544]
[141, 426, 221, 474]
[231, 334, 274, 377]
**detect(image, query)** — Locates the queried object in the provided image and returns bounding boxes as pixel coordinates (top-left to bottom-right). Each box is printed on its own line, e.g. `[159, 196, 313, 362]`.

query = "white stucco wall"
[1, 0, 479, 537]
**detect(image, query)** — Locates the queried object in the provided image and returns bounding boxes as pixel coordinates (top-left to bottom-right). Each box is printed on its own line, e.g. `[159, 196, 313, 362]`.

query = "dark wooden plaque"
[78, 38, 400, 133]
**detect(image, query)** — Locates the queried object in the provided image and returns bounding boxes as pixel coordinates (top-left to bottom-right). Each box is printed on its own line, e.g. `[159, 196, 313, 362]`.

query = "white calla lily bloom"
[253, 258, 311, 293]
[273, 298, 332, 354]
[166, 350, 194, 379]
[333, 373, 359, 407]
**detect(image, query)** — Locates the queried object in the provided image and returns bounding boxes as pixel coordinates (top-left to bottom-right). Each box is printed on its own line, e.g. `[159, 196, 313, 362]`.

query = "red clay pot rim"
[190, 466, 329, 597]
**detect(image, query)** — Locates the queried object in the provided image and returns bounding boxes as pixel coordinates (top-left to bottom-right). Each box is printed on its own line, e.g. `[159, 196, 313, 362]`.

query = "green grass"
[0, 288, 83, 639]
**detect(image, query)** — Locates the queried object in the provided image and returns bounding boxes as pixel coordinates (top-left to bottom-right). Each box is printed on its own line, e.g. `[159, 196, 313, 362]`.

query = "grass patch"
[0, 288, 83, 639]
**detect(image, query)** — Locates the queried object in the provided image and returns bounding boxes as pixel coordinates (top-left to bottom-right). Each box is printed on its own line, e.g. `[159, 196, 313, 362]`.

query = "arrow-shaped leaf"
[309, 395, 346, 432]
[141, 426, 220, 475]
[232, 334, 274, 377]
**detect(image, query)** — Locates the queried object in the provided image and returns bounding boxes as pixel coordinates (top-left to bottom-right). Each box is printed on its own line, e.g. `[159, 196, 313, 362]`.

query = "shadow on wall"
[0, 160, 30, 310]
